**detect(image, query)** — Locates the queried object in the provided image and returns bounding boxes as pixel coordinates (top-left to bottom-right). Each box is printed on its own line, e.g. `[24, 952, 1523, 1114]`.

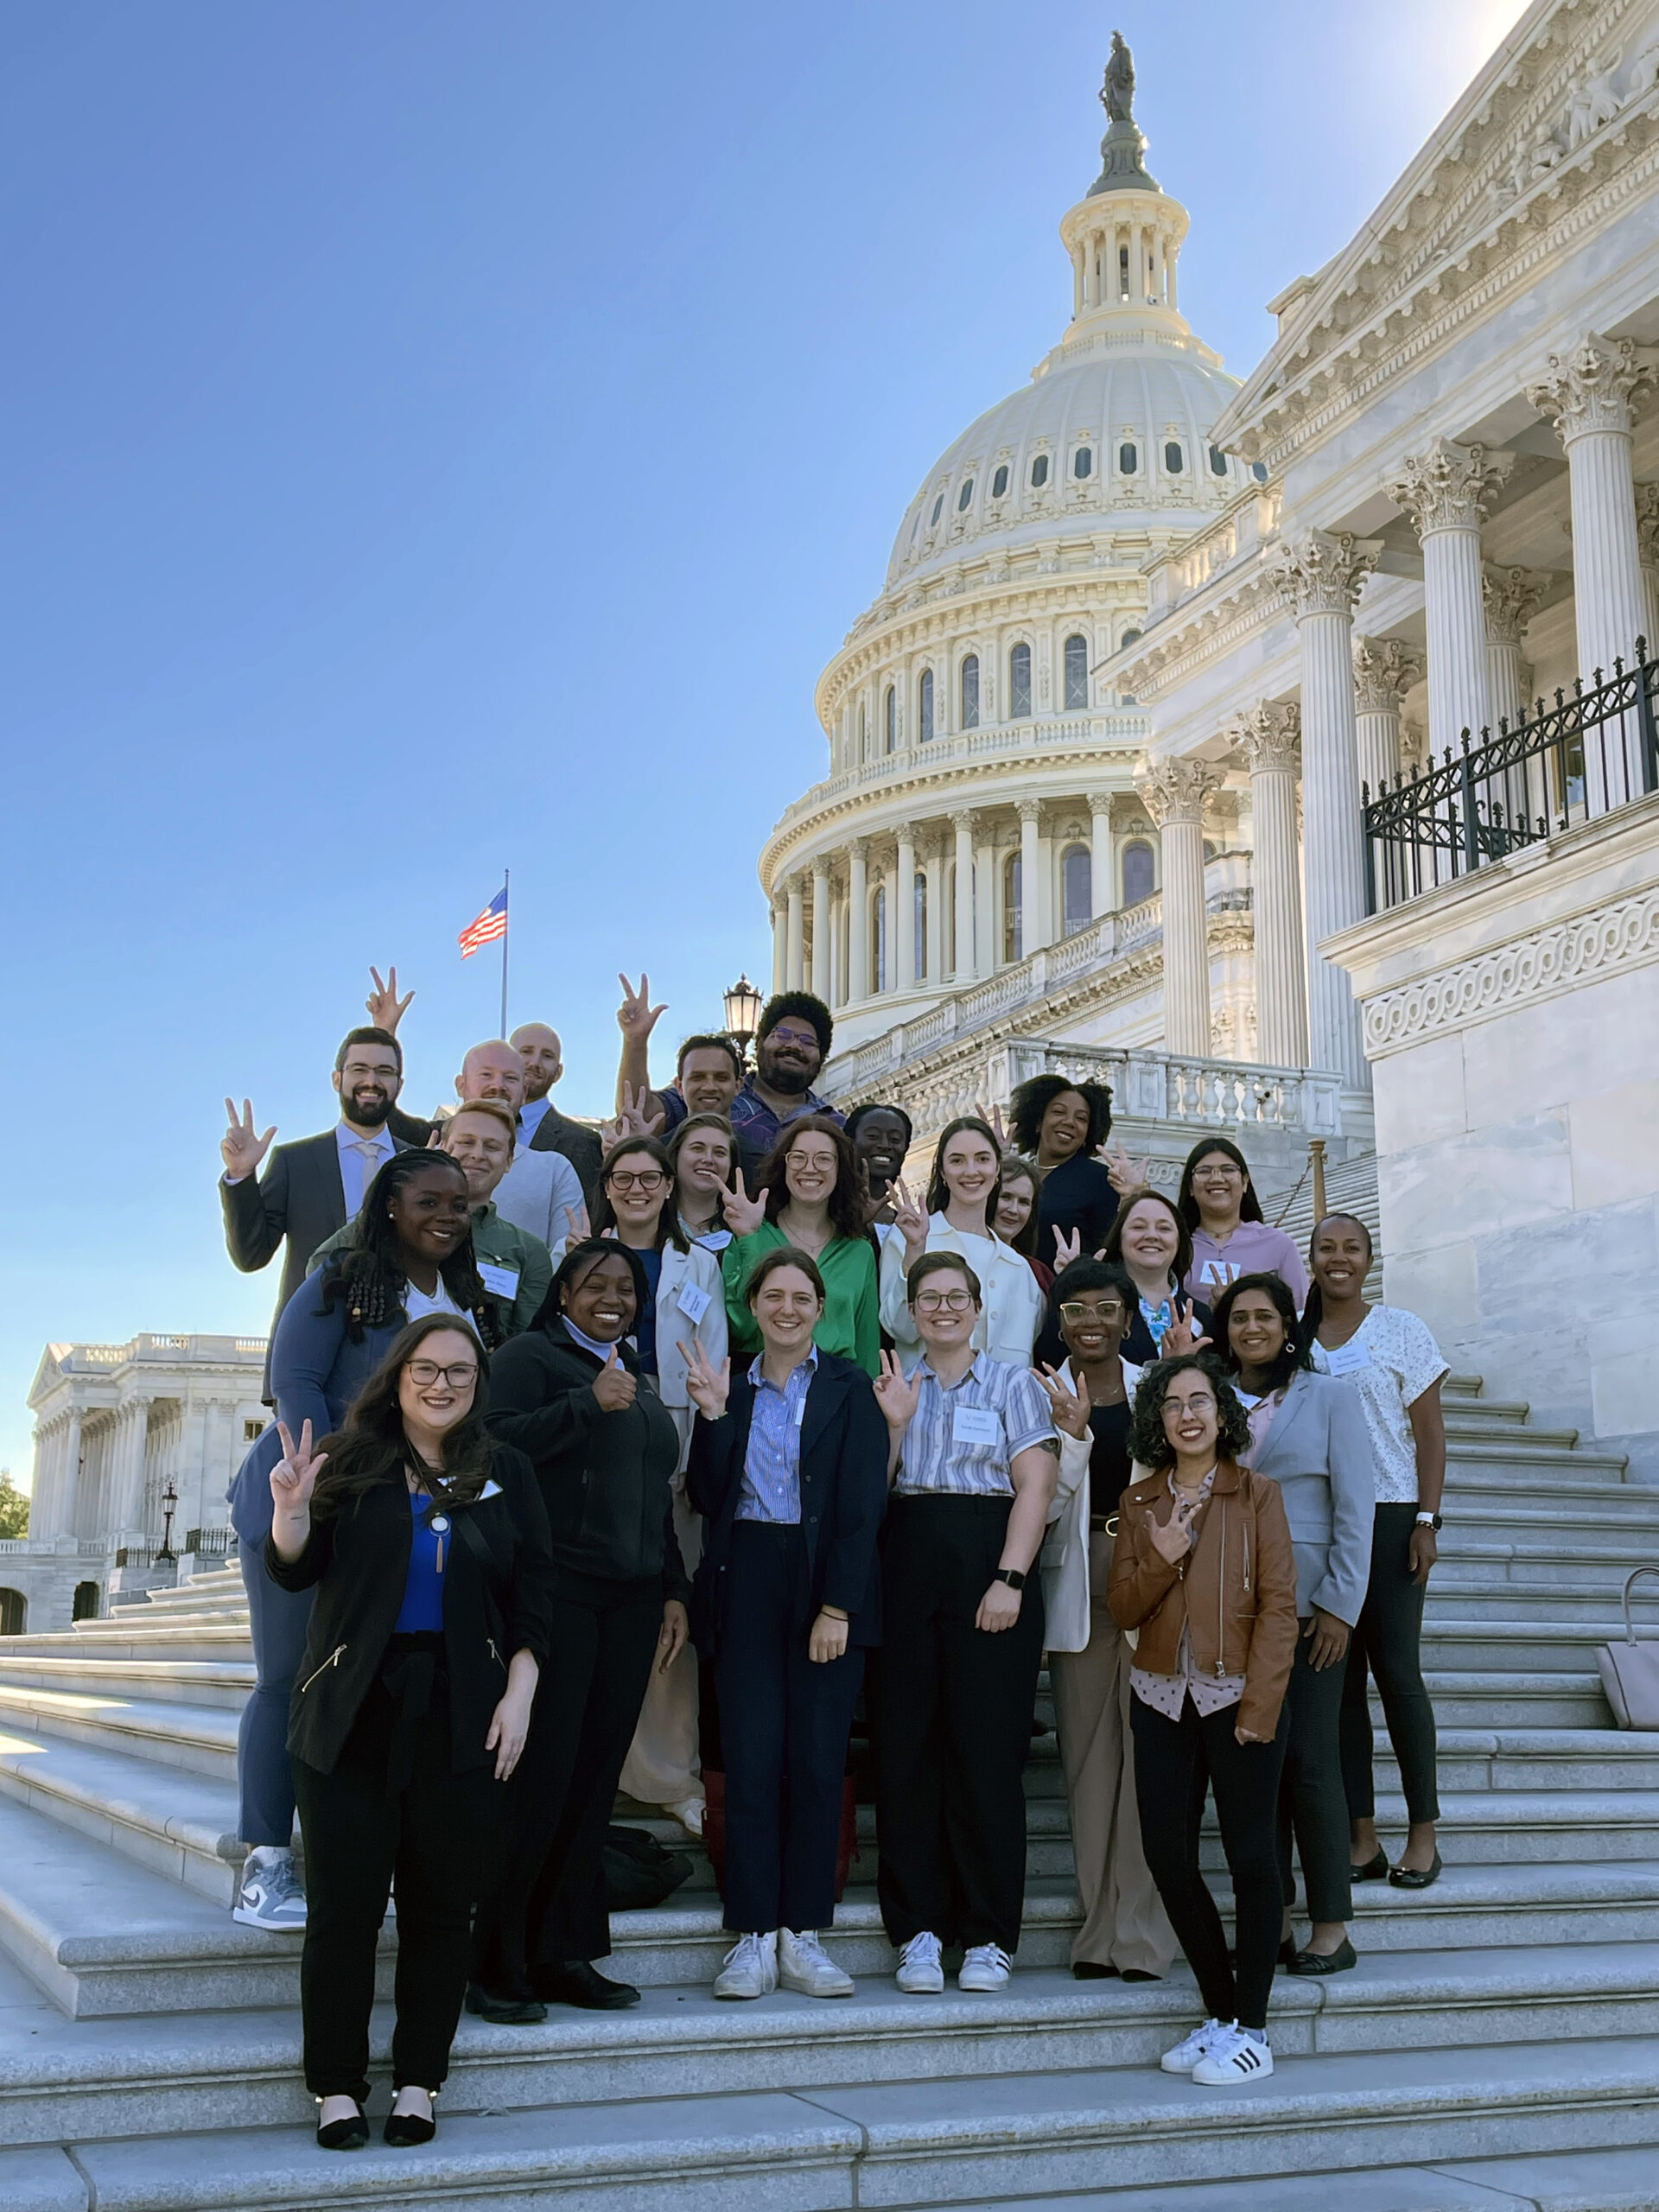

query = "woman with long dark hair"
[1211, 1271, 1374, 1977]
[1098, 1187, 1214, 1366]
[880, 1117, 1043, 1369]
[1007, 1074, 1119, 1265]
[1175, 1138, 1308, 1308]
[227, 1151, 500, 1936]
[264, 1314, 551, 2150]
[1303, 1214, 1447, 1889]
[721, 1116, 880, 1375]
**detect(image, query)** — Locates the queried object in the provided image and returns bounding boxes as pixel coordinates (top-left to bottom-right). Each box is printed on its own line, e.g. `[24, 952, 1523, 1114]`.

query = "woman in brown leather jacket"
[1109, 1352, 1299, 2087]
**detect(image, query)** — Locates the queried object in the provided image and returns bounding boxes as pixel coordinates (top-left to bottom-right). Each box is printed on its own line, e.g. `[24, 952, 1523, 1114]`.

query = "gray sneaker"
[233, 1851, 308, 1931]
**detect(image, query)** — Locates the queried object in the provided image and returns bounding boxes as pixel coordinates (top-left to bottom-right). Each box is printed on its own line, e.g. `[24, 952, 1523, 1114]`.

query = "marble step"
[1433, 1537, 1659, 1577]
[0, 1655, 253, 1712]
[0, 1684, 239, 1783]
[1421, 1579, 1659, 1623]
[1436, 1459, 1636, 1497]
[1415, 1669, 1610, 1727]
[0, 1726, 242, 1904]
[4, 2032, 1658, 2211]
[1420, 1619, 1638, 1670]
[0, 1624, 253, 1664]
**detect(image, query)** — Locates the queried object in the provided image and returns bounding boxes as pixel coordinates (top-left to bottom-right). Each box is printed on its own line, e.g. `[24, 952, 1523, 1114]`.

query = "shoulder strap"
[451, 1496, 506, 1580]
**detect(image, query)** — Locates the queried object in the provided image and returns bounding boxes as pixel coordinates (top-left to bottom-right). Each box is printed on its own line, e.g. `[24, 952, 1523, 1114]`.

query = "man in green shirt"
[308, 1098, 552, 1337]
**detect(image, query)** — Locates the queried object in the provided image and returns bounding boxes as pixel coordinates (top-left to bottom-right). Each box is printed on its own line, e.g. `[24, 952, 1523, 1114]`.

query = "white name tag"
[676, 1279, 712, 1326]
[479, 1262, 521, 1300]
[952, 1405, 1002, 1448]
[1201, 1259, 1239, 1287]
[1323, 1338, 1370, 1376]
[795, 1392, 809, 1427]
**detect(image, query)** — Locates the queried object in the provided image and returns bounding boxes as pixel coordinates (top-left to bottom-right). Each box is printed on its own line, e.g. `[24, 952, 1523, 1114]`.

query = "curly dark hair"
[1211, 1271, 1310, 1396]
[753, 1115, 868, 1241]
[1008, 1073, 1112, 1160]
[311, 1313, 495, 1520]
[925, 1116, 1002, 1223]
[1176, 1136, 1265, 1231]
[591, 1134, 689, 1253]
[1128, 1352, 1254, 1471]
[757, 990, 834, 1058]
[315, 1151, 500, 1349]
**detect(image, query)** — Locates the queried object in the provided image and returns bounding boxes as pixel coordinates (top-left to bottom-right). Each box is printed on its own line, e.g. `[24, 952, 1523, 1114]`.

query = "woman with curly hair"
[720, 1116, 880, 1376]
[226, 1150, 499, 1937]
[1110, 1352, 1299, 2087]
[1007, 1073, 1119, 1266]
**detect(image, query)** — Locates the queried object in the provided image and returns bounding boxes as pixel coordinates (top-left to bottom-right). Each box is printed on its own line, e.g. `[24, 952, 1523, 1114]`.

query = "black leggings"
[1131, 1692, 1289, 2032]
[1340, 1503, 1440, 1825]
[1277, 1625, 1351, 1925]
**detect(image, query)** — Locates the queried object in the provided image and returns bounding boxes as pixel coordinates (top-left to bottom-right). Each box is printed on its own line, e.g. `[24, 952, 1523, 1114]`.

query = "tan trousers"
[619, 1480, 703, 1809]
[1049, 1529, 1176, 1975]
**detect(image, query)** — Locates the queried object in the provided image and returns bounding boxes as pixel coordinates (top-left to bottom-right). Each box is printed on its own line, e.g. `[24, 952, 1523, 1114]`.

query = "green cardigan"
[721, 1224, 880, 1376]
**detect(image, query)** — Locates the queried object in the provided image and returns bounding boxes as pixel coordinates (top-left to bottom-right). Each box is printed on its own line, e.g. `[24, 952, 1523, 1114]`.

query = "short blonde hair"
[445, 1098, 517, 1144]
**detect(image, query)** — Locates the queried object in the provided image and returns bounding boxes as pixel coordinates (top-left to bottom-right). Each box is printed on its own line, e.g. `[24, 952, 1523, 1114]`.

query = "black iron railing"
[1363, 644, 1659, 913]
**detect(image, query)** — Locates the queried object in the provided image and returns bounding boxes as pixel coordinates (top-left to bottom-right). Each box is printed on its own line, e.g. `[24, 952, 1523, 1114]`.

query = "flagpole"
[500, 869, 510, 1038]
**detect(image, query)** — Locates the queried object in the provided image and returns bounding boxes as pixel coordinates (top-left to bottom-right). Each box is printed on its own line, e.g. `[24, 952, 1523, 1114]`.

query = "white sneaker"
[894, 1931, 944, 1993]
[713, 1930, 778, 1999]
[232, 1849, 307, 1931]
[1160, 2017, 1231, 2075]
[1192, 2025, 1274, 2086]
[778, 1928, 855, 1998]
[957, 1942, 1012, 1993]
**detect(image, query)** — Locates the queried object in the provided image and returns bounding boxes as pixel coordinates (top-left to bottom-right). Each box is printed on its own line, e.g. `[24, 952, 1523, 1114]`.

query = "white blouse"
[1309, 1304, 1447, 1506]
[878, 1215, 1044, 1371]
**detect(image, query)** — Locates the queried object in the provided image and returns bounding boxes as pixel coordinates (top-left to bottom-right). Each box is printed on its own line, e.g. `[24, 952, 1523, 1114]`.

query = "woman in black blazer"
[683, 1244, 888, 2002]
[472, 1238, 691, 2019]
[264, 1313, 552, 2152]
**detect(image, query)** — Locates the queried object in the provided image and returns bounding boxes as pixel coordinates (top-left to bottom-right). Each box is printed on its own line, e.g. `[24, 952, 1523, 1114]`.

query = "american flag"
[458, 887, 508, 958]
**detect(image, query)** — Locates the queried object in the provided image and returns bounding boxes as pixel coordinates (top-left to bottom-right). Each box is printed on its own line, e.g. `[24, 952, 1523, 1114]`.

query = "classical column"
[785, 879, 804, 992]
[1233, 704, 1308, 1069]
[1135, 756, 1220, 1057]
[1635, 483, 1659, 655]
[1274, 531, 1379, 1087]
[108, 1397, 153, 1542]
[924, 836, 944, 984]
[950, 810, 976, 982]
[1089, 791, 1114, 917]
[847, 839, 869, 1001]
[810, 863, 831, 1000]
[1386, 438, 1511, 756]
[1351, 636, 1422, 794]
[1017, 801, 1041, 963]
[975, 830, 996, 975]
[1527, 334, 1656, 680]
[1481, 569, 1545, 729]
[894, 823, 917, 992]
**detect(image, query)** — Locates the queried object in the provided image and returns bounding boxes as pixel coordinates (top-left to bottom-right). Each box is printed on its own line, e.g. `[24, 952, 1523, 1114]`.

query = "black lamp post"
[722, 973, 764, 1068]
[156, 1479, 178, 1566]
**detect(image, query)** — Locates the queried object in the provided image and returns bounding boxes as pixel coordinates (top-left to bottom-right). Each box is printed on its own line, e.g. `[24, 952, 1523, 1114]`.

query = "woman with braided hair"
[226, 1150, 501, 1934]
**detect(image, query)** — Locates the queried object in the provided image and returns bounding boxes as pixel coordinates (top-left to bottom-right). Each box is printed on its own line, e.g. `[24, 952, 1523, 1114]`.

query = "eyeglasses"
[913, 1290, 975, 1313]
[607, 1170, 666, 1193]
[1059, 1301, 1127, 1323]
[406, 1360, 479, 1388]
[768, 1026, 819, 1049]
[1163, 1394, 1217, 1416]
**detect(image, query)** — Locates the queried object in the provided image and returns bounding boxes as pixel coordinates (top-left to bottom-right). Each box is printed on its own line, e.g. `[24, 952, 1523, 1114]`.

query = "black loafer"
[384, 2097, 436, 2148]
[1276, 1936, 1298, 1967]
[1389, 1850, 1443, 1891]
[1121, 1968, 1163, 1983]
[540, 1960, 641, 2010]
[466, 1982, 547, 2024]
[1287, 1938, 1357, 1976]
[1351, 1850, 1389, 1882]
[1072, 1961, 1120, 1980]
[315, 2101, 369, 2152]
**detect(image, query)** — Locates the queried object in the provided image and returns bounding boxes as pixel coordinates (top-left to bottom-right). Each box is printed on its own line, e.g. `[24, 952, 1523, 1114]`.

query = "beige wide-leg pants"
[619, 1477, 703, 1810]
[1049, 1529, 1176, 1975]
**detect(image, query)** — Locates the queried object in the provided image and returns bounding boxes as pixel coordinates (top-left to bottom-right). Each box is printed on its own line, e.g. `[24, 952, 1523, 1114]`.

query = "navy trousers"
[237, 1534, 314, 1849]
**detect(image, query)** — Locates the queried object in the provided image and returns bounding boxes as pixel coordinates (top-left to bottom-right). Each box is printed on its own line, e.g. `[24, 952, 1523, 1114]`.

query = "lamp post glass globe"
[723, 974, 763, 1065]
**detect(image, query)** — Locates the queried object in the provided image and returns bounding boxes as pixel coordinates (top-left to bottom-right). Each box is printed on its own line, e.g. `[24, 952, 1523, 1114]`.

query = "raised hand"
[892, 1176, 929, 1257]
[680, 1338, 731, 1421]
[561, 1204, 589, 1248]
[973, 1100, 1010, 1153]
[1101, 1138, 1150, 1193]
[1149, 1491, 1199, 1565]
[873, 1350, 924, 1433]
[617, 972, 667, 1041]
[1038, 1363, 1091, 1440]
[591, 1344, 638, 1413]
[721, 1179, 768, 1237]
[269, 1420, 327, 1515]
[1052, 1224, 1082, 1270]
[1161, 1298, 1213, 1356]
[619, 1081, 665, 1139]
[222, 1098, 276, 1182]
[365, 965, 414, 1034]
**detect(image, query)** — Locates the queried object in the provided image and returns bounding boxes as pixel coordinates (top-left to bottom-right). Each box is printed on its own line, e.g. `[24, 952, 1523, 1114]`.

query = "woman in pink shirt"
[1178, 1139, 1307, 1311]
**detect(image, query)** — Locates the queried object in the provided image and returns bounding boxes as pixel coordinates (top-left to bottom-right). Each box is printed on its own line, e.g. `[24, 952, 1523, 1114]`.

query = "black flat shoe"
[1121, 1968, 1163, 1983]
[315, 2101, 369, 2152]
[1276, 1936, 1298, 1967]
[466, 1981, 547, 2024]
[1287, 1938, 1357, 1976]
[1072, 1961, 1120, 1980]
[384, 2094, 436, 2148]
[1389, 1850, 1443, 1891]
[540, 1960, 641, 2011]
[1351, 1850, 1389, 1881]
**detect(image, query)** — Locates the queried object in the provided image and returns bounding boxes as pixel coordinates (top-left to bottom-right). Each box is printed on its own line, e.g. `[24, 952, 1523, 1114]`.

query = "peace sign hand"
[892, 1176, 929, 1258]
[365, 965, 414, 1034]
[1052, 1225, 1082, 1270]
[619, 1081, 665, 1139]
[1101, 1138, 1150, 1194]
[1161, 1298, 1213, 1356]
[873, 1350, 924, 1433]
[222, 1098, 276, 1182]
[1038, 1363, 1091, 1440]
[269, 1420, 327, 1515]
[721, 1179, 768, 1237]
[617, 973, 667, 1040]
[680, 1339, 731, 1421]
[1149, 1491, 1199, 1564]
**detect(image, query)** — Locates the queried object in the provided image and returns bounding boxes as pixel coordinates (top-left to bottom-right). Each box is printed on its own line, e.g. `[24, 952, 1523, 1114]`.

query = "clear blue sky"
[1, 0, 1525, 1482]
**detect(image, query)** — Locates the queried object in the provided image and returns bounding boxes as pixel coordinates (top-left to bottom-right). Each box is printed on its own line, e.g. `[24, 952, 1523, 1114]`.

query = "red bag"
[701, 1770, 860, 1903]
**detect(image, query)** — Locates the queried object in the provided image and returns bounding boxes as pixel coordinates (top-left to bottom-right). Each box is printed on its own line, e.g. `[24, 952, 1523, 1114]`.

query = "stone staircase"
[1, 1377, 1658, 2209]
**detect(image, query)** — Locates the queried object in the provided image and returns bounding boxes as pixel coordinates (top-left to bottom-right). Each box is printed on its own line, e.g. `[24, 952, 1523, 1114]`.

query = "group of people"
[218, 969, 1449, 2145]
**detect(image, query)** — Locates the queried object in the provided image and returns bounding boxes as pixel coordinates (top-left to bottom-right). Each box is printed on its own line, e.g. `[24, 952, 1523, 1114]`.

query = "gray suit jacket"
[528, 1103, 603, 1207]
[1248, 1370, 1375, 1628]
[493, 1145, 585, 1253]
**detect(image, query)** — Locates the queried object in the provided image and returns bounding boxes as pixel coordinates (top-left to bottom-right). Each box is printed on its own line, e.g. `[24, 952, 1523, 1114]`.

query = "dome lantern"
[1058, 34, 1191, 339]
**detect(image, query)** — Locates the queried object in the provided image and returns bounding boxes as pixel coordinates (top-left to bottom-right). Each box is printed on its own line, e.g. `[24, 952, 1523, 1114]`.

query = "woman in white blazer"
[880, 1118, 1044, 1370]
[591, 1135, 727, 1832]
[1037, 1259, 1174, 1981]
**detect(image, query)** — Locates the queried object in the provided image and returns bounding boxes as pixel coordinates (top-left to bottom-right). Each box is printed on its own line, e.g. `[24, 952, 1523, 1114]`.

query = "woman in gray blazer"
[1211, 1273, 1374, 1977]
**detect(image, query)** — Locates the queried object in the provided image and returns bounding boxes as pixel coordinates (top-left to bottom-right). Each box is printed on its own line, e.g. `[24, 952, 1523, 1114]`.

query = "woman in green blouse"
[721, 1117, 880, 1376]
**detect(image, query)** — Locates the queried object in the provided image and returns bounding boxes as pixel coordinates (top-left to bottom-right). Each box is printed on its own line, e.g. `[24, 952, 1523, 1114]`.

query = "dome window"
[918, 667, 935, 743]
[1164, 441, 1185, 474]
[1122, 839, 1155, 907]
[871, 885, 887, 995]
[1209, 445, 1228, 477]
[1073, 446, 1093, 480]
[1064, 633, 1089, 711]
[1252, 461, 1268, 483]
[1009, 642, 1032, 720]
[930, 493, 944, 525]
[957, 478, 975, 512]
[960, 653, 980, 729]
[991, 463, 1009, 498]
[1030, 454, 1050, 488]
[884, 685, 896, 754]
[1002, 853, 1023, 964]
[1062, 843, 1092, 935]
[1119, 442, 1138, 475]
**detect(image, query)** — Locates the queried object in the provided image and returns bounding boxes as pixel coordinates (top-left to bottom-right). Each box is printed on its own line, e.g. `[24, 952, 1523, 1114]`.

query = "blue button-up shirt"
[737, 1347, 817, 1523]
[896, 1353, 1058, 1499]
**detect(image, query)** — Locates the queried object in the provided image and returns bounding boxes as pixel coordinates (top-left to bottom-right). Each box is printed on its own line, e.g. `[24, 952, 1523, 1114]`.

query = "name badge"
[1323, 1338, 1370, 1377]
[795, 1392, 809, 1427]
[479, 1262, 521, 1300]
[676, 1279, 712, 1326]
[952, 1405, 1002, 1448]
[1201, 1259, 1238, 1287]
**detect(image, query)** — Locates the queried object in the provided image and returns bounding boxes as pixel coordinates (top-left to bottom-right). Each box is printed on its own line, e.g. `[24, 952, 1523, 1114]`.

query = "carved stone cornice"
[1134, 754, 1223, 826]
[1384, 439, 1513, 538]
[1015, 798, 1043, 826]
[1230, 701, 1301, 776]
[1273, 531, 1380, 620]
[1525, 333, 1658, 442]
[1351, 637, 1423, 715]
[1480, 567, 1548, 647]
[949, 807, 976, 836]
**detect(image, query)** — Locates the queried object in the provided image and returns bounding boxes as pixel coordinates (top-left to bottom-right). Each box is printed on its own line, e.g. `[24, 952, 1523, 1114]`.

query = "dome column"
[810, 862, 831, 1000]
[950, 810, 976, 982]
[1089, 792, 1114, 918]
[1135, 758, 1218, 1058]
[1385, 438, 1510, 757]
[785, 879, 804, 993]
[924, 833, 944, 984]
[771, 894, 787, 995]
[894, 823, 917, 992]
[848, 839, 870, 1002]
[1017, 801, 1041, 962]
[1232, 705, 1307, 1070]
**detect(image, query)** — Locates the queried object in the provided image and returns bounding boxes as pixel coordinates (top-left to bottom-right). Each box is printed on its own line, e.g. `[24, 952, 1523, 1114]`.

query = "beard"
[522, 1073, 552, 1103]
[759, 1051, 813, 1096]
[346, 1088, 392, 1128]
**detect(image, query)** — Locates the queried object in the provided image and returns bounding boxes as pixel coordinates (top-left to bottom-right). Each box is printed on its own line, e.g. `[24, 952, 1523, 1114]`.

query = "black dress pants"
[1131, 1690, 1289, 2032]
[293, 1652, 496, 2101]
[1340, 1503, 1440, 1825]
[715, 1519, 864, 1935]
[1277, 1624, 1352, 1925]
[873, 1494, 1045, 1954]
[472, 1573, 660, 1997]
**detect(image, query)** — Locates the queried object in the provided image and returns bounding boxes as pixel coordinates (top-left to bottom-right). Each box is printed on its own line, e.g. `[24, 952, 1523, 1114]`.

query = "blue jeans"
[237, 1535, 314, 1850]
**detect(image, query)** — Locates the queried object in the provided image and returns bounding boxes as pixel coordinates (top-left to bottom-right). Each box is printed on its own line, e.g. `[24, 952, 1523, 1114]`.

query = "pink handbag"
[1597, 1567, 1659, 1728]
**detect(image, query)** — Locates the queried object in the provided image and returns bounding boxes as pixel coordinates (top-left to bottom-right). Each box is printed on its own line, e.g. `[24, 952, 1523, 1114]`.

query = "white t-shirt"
[404, 1279, 465, 1323]
[1309, 1304, 1447, 1505]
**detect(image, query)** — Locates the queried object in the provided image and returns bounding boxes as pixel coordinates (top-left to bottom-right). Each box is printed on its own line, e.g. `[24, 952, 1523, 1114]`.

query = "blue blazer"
[1247, 1368, 1375, 1629]
[686, 1352, 888, 1656]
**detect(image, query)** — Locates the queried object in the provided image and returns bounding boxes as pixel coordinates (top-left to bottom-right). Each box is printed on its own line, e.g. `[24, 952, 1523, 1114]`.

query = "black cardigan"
[486, 1319, 690, 1602]
[685, 1351, 888, 1656]
[265, 1442, 552, 1777]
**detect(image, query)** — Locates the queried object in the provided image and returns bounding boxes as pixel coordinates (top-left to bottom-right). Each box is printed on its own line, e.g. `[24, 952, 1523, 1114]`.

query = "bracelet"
[819, 1605, 849, 1622]
[1414, 1511, 1441, 1530]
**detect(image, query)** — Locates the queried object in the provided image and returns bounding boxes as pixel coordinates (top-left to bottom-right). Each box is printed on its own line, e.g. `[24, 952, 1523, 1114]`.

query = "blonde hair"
[446, 1097, 518, 1144]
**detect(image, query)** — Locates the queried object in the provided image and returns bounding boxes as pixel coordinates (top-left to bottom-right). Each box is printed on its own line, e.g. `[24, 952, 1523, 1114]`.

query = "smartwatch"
[992, 1568, 1027, 1591]
[1414, 1511, 1442, 1530]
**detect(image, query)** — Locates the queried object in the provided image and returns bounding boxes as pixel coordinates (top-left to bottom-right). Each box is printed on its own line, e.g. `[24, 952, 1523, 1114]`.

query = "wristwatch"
[992, 1568, 1027, 1591]
[1414, 1511, 1442, 1531]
